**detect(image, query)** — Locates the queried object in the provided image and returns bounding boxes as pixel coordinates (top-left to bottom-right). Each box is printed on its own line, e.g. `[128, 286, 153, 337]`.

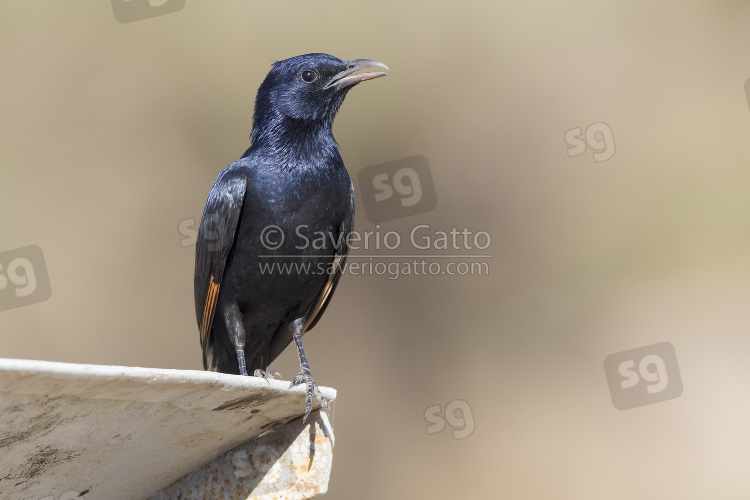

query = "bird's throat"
[250, 115, 340, 168]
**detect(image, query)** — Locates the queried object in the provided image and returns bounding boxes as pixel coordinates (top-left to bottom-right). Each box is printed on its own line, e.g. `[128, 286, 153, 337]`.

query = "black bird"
[194, 53, 387, 421]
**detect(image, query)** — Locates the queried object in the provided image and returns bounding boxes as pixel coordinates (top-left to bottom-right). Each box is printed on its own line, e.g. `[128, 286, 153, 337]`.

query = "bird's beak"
[325, 59, 389, 90]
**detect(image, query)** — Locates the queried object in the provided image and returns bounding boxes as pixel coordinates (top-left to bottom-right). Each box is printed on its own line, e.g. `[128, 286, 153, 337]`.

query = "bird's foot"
[289, 368, 330, 422]
[253, 369, 281, 383]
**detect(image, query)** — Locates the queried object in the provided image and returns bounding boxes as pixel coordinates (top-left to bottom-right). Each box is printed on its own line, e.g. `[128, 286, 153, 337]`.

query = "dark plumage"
[194, 53, 387, 420]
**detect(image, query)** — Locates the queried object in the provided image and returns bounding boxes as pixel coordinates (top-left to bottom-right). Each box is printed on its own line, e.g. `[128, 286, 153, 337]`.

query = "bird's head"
[250, 53, 388, 148]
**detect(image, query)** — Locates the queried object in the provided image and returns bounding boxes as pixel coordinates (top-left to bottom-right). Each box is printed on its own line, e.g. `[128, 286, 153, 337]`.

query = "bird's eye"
[301, 70, 318, 83]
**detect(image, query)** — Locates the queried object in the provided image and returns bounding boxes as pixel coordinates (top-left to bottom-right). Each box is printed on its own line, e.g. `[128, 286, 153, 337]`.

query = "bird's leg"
[225, 304, 280, 380]
[224, 303, 248, 376]
[288, 318, 330, 422]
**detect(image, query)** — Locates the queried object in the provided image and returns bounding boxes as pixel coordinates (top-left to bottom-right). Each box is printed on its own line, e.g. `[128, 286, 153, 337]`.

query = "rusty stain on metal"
[0, 358, 336, 500]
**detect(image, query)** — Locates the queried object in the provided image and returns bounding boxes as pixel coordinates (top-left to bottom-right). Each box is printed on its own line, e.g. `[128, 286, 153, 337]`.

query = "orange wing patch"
[200, 275, 220, 348]
[302, 254, 342, 333]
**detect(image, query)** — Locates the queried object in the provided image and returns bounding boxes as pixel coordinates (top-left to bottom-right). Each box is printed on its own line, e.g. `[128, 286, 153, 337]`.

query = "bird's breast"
[220, 162, 351, 314]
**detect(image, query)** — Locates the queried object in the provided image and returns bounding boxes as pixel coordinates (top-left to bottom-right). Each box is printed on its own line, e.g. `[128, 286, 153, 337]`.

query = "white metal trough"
[0, 358, 335, 500]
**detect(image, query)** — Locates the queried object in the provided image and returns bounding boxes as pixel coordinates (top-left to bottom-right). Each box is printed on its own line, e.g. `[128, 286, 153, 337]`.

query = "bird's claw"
[289, 368, 330, 422]
[253, 369, 281, 384]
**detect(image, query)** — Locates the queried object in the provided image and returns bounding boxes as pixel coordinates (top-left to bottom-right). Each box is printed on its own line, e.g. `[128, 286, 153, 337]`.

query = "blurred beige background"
[3, 0, 750, 498]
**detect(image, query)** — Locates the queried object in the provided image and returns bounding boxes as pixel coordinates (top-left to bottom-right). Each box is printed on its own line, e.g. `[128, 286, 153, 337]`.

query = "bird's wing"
[268, 184, 355, 363]
[194, 167, 247, 371]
